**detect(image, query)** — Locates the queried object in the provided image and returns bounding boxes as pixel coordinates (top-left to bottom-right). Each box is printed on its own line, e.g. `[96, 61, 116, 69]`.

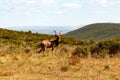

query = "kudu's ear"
[59, 31, 62, 35]
[59, 31, 62, 36]
[53, 30, 58, 36]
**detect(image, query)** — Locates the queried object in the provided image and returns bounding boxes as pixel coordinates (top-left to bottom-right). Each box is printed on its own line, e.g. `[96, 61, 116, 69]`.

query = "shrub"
[24, 48, 31, 54]
[68, 56, 80, 65]
[104, 64, 110, 70]
[60, 65, 69, 72]
[108, 42, 120, 57]
[60, 62, 69, 72]
[72, 46, 90, 58]
[60, 45, 70, 54]
[90, 42, 109, 58]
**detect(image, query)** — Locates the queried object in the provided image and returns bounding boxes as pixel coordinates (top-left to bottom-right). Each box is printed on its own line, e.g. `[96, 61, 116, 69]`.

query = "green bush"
[72, 46, 90, 58]
[1, 28, 120, 58]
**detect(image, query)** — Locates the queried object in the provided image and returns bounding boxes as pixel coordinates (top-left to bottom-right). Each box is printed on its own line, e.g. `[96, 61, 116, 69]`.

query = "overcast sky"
[0, 0, 120, 28]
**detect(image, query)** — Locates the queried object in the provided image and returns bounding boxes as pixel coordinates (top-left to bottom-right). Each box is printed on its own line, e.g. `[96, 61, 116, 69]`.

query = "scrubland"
[0, 45, 120, 80]
[0, 28, 120, 80]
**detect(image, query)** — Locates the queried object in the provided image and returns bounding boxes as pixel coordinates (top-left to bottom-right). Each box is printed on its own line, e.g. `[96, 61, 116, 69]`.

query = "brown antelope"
[39, 30, 62, 53]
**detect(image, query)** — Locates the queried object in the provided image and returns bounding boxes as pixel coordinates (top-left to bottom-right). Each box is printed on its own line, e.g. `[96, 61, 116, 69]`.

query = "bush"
[68, 56, 80, 65]
[90, 39, 120, 58]
[60, 45, 70, 54]
[108, 41, 120, 57]
[60, 65, 69, 72]
[60, 62, 69, 72]
[24, 48, 31, 54]
[72, 46, 90, 58]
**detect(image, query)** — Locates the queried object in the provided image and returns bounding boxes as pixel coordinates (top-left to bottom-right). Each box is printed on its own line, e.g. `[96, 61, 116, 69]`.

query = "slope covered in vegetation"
[65, 23, 120, 40]
[0, 27, 120, 80]
[0, 27, 120, 57]
[0, 28, 58, 47]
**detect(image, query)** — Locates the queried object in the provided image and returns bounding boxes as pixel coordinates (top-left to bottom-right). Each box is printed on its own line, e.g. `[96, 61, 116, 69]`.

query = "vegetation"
[0, 51, 120, 80]
[65, 23, 120, 40]
[0, 28, 120, 57]
[0, 28, 120, 80]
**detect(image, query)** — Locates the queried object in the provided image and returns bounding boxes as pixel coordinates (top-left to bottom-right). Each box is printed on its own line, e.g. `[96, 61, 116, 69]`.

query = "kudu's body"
[39, 31, 61, 53]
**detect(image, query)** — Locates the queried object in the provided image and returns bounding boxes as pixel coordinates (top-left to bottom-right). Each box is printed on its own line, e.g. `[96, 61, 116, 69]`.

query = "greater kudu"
[39, 30, 62, 53]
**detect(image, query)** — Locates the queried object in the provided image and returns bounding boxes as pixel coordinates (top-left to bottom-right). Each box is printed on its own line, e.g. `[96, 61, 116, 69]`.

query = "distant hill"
[6, 26, 72, 34]
[65, 23, 120, 40]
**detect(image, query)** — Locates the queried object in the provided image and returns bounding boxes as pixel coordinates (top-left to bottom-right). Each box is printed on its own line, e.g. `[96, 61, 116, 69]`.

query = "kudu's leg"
[42, 47, 46, 54]
[39, 45, 45, 53]
[39, 48, 43, 53]
[51, 47, 54, 55]
[52, 47, 54, 51]
[39, 44, 43, 53]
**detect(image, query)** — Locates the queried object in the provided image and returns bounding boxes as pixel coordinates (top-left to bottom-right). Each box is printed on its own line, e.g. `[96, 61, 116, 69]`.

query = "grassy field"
[0, 28, 120, 80]
[0, 46, 120, 80]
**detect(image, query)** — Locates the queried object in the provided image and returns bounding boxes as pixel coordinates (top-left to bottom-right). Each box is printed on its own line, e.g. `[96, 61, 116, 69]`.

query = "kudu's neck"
[53, 36, 60, 46]
[56, 36, 59, 41]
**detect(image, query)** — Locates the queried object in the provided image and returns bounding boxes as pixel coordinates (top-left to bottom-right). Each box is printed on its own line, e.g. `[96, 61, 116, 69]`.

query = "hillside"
[0, 28, 120, 80]
[0, 28, 77, 47]
[0, 28, 54, 48]
[0, 27, 120, 80]
[65, 23, 120, 40]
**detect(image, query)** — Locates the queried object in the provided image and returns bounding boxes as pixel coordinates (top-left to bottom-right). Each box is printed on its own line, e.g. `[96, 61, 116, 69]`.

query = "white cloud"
[23, 11, 31, 16]
[90, 0, 120, 7]
[6, 0, 57, 15]
[7, 0, 37, 4]
[7, 0, 56, 6]
[108, 0, 120, 6]
[63, 3, 81, 9]
[25, 0, 36, 4]
[96, 0, 109, 7]
[56, 11, 63, 15]
[6, 0, 53, 10]
[40, 0, 56, 6]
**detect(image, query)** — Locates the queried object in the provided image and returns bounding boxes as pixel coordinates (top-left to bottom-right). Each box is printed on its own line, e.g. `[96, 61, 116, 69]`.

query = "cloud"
[96, 0, 109, 7]
[6, 0, 57, 15]
[7, 0, 36, 5]
[90, 0, 120, 7]
[56, 11, 63, 15]
[108, 0, 120, 6]
[40, 0, 56, 6]
[7, 0, 56, 6]
[63, 3, 81, 9]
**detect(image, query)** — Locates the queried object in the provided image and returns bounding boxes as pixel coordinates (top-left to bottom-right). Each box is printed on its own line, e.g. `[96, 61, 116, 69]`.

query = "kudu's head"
[52, 30, 62, 46]
[53, 30, 62, 40]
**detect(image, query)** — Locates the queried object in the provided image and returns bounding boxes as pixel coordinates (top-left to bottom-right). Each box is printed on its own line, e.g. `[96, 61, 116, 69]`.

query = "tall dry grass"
[0, 45, 120, 80]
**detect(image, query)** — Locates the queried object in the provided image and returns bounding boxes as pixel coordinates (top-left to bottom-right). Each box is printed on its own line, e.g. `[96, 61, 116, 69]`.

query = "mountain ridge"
[65, 23, 120, 40]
